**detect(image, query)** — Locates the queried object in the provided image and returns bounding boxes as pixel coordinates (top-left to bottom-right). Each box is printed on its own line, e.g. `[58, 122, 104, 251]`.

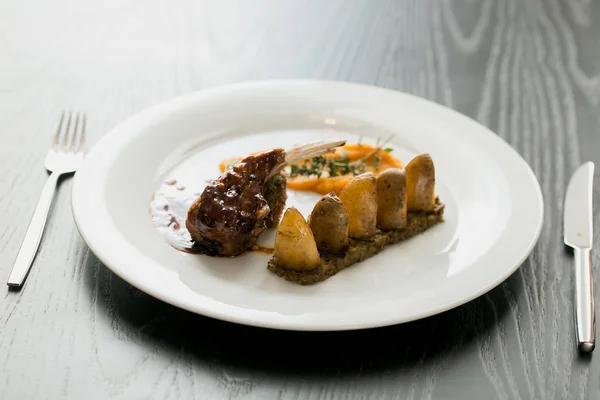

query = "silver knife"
[564, 161, 595, 353]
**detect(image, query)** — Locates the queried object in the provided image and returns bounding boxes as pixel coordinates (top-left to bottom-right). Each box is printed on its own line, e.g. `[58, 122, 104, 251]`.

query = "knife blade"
[564, 161, 595, 353]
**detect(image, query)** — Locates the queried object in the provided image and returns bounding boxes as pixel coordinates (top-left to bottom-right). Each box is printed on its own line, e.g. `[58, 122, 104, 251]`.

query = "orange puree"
[218, 143, 403, 196]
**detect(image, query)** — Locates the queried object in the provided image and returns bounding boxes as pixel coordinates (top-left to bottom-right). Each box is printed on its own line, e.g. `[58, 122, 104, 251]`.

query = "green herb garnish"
[288, 155, 366, 178]
[287, 135, 396, 178]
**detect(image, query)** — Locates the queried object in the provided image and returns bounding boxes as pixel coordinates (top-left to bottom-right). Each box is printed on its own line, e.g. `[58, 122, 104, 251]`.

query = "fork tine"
[61, 111, 73, 151]
[77, 114, 86, 153]
[69, 112, 82, 152]
[52, 111, 66, 150]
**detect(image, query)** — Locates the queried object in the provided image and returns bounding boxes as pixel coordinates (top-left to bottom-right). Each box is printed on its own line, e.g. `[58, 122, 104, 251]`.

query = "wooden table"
[2, 1, 600, 399]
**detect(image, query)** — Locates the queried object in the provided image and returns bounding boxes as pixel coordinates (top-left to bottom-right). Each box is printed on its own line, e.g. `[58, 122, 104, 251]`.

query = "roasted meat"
[186, 149, 285, 256]
[186, 140, 346, 257]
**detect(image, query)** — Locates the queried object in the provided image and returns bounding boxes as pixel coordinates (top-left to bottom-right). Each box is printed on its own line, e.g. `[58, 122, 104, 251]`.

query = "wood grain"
[1, 0, 600, 399]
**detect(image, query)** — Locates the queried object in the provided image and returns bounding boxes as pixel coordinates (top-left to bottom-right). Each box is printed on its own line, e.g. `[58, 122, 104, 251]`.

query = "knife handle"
[575, 247, 595, 352]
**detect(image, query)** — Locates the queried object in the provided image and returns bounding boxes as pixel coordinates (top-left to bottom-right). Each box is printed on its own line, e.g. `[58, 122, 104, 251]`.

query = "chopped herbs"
[288, 155, 367, 178]
[288, 143, 393, 178]
[384, 148, 393, 153]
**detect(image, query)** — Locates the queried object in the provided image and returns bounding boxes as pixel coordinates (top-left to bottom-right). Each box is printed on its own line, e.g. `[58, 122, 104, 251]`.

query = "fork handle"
[7, 172, 60, 287]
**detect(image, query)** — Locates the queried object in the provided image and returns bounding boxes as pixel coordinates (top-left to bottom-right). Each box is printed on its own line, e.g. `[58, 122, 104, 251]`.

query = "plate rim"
[72, 79, 544, 331]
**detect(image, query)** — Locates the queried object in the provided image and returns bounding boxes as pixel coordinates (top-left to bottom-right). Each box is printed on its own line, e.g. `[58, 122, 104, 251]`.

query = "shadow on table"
[83, 252, 521, 377]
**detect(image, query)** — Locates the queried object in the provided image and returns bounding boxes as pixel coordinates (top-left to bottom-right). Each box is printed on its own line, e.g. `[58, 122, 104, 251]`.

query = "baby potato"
[308, 192, 349, 254]
[273, 207, 321, 271]
[376, 168, 407, 230]
[339, 172, 377, 239]
[406, 154, 435, 212]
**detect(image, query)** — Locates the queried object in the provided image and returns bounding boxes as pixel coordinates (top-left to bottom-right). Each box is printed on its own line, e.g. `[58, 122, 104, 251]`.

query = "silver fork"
[7, 111, 86, 288]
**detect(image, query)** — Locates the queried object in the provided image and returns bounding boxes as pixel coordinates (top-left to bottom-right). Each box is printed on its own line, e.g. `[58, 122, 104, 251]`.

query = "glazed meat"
[186, 149, 287, 257]
[186, 140, 346, 257]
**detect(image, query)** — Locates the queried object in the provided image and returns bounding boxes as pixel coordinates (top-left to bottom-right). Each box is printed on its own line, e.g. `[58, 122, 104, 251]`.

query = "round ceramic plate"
[71, 80, 543, 331]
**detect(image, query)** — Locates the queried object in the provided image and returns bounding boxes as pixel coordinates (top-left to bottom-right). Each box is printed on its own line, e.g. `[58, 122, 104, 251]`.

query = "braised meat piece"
[186, 140, 346, 257]
[186, 149, 286, 257]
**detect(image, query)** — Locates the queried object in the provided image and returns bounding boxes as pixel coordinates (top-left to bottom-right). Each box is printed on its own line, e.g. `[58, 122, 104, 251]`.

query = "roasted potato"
[406, 154, 435, 212]
[376, 168, 407, 230]
[273, 207, 321, 271]
[308, 192, 349, 254]
[339, 172, 377, 239]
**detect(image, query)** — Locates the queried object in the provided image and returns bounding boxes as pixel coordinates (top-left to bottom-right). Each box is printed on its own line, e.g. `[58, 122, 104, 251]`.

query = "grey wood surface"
[1, 0, 600, 399]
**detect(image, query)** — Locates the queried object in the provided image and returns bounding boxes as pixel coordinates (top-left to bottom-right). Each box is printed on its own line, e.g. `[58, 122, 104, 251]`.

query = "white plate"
[72, 80, 543, 331]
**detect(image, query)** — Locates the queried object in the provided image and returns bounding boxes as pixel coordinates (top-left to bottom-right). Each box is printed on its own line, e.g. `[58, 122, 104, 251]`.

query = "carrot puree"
[218, 143, 403, 196]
